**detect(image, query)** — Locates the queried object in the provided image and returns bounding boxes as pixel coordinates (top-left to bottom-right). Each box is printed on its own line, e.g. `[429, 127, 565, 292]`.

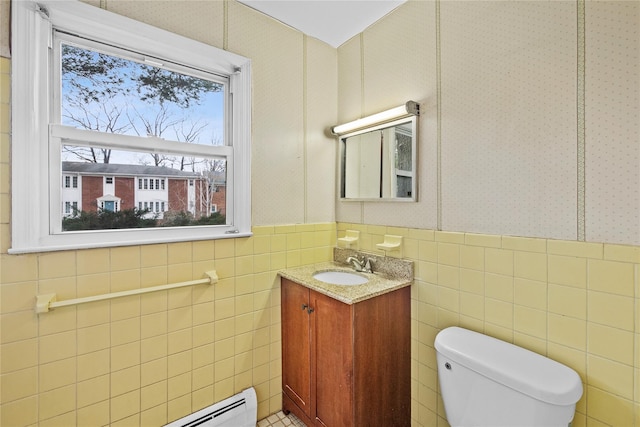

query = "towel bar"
[35, 270, 218, 314]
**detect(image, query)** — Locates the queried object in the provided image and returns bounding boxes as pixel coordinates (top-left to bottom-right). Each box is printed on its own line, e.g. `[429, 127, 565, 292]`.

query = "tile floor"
[257, 411, 306, 427]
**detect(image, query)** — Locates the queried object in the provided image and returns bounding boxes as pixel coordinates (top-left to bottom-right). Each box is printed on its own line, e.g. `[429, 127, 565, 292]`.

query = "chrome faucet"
[346, 255, 373, 273]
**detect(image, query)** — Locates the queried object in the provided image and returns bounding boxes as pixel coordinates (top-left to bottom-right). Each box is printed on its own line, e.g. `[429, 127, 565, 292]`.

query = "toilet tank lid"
[435, 327, 583, 405]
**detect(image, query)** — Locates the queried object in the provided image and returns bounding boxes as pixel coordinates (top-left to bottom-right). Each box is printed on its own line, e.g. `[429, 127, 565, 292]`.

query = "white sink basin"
[312, 271, 369, 286]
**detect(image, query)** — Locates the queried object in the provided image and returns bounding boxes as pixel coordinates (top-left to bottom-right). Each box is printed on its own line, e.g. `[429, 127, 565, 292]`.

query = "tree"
[62, 208, 157, 231]
[127, 103, 179, 167]
[61, 44, 223, 106]
[136, 64, 222, 108]
[127, 104, 209, 169]
[62, 99, 133, 163]
[61, 45, 131, 103]
[174, 119, 209, 171]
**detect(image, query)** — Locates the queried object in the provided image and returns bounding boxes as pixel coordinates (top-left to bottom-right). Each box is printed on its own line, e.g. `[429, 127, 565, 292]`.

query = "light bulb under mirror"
[339, 115, 417, 201]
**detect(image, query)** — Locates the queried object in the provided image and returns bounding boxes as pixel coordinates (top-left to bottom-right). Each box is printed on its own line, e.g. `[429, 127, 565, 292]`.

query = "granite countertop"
[278, 261, 413, 305]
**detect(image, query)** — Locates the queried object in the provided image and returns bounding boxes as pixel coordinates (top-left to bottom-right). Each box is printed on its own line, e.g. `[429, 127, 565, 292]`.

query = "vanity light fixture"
[331, 100, 420, 136]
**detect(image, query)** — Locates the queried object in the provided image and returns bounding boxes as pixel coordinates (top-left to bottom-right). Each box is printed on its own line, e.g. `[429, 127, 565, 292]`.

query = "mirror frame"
[339, 115, 418, 202]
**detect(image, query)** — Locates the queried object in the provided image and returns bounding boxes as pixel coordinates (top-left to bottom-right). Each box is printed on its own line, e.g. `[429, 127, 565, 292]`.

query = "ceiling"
[237, 0, 407, 48]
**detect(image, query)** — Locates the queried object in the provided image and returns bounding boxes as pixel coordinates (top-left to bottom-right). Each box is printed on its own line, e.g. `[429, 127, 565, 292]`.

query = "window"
[105, 177, 113, 184]
[64, 201, 78, 215]
[63, 175, 78, 188]
[11, 0, 251, 253]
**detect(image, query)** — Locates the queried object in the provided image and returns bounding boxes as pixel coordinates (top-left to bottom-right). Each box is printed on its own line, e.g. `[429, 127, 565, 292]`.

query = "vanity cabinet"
[281, 277, 410, 427]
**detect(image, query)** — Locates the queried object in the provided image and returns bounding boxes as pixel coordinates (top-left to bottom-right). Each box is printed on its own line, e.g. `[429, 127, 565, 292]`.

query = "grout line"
[223, 1, 229, 51]
[360, 33, 366, 224]
[360, 33, 365, 117]
[303, 36, 308, 223]
[435, 0, 442, 232]
[576, 0, 586, 241]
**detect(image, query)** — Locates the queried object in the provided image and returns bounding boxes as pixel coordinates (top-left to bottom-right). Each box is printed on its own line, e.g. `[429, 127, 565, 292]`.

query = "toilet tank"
[435, 327, 583, 427]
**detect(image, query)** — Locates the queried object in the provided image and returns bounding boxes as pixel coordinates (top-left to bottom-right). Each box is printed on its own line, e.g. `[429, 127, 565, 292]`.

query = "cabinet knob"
[307, 307, 314, 314]
[301, 304, 308, 311]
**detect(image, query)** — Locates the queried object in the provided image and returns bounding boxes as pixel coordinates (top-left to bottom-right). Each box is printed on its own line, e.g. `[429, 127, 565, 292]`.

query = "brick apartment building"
[61, 162, 226, 220]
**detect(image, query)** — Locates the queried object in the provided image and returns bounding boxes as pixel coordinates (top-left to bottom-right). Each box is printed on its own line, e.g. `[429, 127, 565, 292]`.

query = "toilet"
[435, 327, 583, 427]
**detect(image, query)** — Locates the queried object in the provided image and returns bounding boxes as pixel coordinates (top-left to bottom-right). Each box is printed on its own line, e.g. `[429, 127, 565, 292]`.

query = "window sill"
[8, 230, 253, 254]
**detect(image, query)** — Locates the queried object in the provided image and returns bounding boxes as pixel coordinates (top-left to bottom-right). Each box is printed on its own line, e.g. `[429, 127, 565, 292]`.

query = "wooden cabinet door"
[281, 279, 312, 419]
[353, 286, 411, 426]
[312, 290, 353, 427]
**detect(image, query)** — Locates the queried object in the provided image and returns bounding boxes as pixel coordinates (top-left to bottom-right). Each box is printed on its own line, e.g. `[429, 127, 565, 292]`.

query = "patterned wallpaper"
[337, 0, 640, 246]
[585, 1, 640, 244]
[440, 1, 578, 240]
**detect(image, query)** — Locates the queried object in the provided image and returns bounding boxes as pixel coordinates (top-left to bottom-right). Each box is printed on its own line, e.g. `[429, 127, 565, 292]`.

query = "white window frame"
[10, 0, 252, 253]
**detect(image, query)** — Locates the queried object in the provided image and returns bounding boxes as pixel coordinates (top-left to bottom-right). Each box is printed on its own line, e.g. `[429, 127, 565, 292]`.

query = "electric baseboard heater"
[165, 387, 257, 427]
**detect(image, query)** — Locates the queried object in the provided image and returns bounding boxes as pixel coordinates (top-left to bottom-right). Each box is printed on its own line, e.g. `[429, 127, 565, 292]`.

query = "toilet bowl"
[435, 327, 583, 427]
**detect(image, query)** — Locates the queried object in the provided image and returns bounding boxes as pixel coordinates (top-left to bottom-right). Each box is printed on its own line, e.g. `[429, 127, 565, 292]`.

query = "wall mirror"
[331, 101, 420, 202]
[332, 102, 419, 202]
